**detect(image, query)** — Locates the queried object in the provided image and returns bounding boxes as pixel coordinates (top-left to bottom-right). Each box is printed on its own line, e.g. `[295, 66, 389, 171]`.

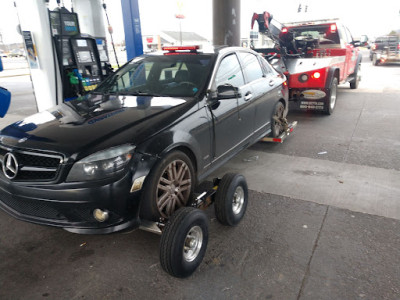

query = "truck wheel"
[350, 63, 361, 89]
[160, 207, 208, 278]
[140, 151, 195, 221]
[372, 54, 380, 66]
[271, 101, 285, 138]
[214, 173, 248, 226]
[325, 77, 338, 115]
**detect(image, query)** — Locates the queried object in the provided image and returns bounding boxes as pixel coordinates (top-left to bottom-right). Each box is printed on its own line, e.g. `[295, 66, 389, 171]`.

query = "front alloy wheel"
[156, 159, 192, 218]
[140, 151, 195, 221]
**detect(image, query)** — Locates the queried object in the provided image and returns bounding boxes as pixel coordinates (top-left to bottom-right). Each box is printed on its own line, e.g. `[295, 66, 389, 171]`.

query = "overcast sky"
[0, 0, 399, 44]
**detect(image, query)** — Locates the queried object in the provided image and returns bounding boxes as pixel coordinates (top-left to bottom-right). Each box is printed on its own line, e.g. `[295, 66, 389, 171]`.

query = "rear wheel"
[350, 62, 361, 89]
[140, 151, 195, 221]
[325, 77, 338, 115]
[160, 207, 208, 278]
[372, 54, 380, 66]
[271, 101, 285, 138]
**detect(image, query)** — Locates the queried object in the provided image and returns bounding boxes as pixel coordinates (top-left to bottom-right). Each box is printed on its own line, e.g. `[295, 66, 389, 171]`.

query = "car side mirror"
[352, 40, 361, 47]
[215, 84, 241, 100]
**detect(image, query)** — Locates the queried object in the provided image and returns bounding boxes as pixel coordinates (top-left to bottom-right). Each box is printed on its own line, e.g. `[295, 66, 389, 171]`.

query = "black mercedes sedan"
[0, 46, 288, 234]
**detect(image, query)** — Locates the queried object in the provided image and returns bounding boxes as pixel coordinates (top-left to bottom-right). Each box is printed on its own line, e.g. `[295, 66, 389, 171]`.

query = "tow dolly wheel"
[214, 173, 248, 226]
[160, 207, 208, 278]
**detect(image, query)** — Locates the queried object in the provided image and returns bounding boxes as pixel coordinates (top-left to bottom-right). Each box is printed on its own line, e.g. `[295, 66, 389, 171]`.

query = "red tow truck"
[251, 12, 362, 115]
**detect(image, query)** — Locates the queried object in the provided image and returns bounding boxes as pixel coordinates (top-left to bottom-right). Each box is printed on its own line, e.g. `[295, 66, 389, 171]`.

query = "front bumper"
[0, 171, 141, 234]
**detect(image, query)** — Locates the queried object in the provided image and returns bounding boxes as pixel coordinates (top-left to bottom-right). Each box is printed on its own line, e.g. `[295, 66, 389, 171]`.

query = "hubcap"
[232, 186, 245, 215]
[156, 159, 191, 218]
[183, 226, 203, 262]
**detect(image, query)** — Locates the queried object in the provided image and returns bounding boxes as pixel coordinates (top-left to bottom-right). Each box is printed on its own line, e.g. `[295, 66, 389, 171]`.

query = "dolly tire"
[325, 77, 338, 115]
[160, 207, 208, 278]
[214, 173, 248, 226]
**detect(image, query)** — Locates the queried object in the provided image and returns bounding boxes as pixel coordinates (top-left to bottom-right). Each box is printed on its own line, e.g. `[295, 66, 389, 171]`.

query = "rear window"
[289, 24, 340, 46]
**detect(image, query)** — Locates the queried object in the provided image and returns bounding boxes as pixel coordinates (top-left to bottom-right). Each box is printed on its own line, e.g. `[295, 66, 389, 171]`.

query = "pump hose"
[102, 1, 120, 68]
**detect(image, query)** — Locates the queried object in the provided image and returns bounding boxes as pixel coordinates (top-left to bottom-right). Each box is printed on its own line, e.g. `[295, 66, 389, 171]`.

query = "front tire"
[140, 151, 195, 221]
[160, 207, 208, 278]
[325, 77, 338, 115]
[214, 173, 248, 226]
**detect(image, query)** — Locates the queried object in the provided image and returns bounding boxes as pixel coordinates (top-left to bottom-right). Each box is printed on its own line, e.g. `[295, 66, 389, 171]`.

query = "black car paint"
[0, 47, 288, 234]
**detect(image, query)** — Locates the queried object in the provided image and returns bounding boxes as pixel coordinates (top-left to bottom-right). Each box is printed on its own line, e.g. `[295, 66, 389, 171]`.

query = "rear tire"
[350, 62, 361, 89]
[325, 77, 338, 115]
[214, 173, 248, 226]
[160, 207, 208, 278]
[372, 54, 380, 66]
[271, 101, 285, 138]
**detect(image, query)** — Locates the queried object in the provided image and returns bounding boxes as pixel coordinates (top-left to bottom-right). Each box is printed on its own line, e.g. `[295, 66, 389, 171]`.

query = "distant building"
[142, 31, 210, 52]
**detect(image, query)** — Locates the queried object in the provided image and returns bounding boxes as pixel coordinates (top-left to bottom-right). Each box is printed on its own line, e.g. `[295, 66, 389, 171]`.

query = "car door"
[210, 52, 255, 161]
[237, 51, 278, 138]
[343, 26, 357, 77]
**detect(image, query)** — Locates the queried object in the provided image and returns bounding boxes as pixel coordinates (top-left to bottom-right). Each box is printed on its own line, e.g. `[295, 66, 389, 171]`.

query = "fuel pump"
[0, 57, 11, 118]
[49, 6, 112, 101]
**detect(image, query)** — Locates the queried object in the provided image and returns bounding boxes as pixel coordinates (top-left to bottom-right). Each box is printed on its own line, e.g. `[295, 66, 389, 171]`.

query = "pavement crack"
[343, 98, 365, 163]
[297, 205, 329, 300]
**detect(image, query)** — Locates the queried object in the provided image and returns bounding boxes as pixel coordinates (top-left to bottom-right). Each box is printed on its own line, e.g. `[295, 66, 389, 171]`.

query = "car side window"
[215, 54, 245, 88]
[238, 52, 264, 83]
[344, 27, 353, 43]
[259, 57, 274, 76]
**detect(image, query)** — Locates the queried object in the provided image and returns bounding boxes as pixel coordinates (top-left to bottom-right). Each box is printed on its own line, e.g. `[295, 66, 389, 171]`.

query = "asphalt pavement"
[0, 54, 399, 299]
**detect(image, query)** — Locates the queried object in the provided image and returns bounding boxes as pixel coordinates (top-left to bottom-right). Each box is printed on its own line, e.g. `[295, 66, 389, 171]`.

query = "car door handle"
[269, 79, 275, 86]
[244, 92, 253, 101]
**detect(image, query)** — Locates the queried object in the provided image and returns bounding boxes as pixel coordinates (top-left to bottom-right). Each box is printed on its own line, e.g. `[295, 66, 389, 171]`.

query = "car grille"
[0, 189, 66, 220]
[0, 146, 64, 182]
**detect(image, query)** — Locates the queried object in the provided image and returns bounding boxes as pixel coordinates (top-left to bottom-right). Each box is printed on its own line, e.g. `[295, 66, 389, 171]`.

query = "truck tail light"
[372, 43, 377, 50]
[281, 27, 288, 33]
[330, 24, 337, 33]
[312, 72, 321, 79]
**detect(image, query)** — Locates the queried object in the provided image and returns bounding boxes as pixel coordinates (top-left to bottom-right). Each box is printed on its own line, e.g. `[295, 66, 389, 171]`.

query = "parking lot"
[0, 54, 400, 299]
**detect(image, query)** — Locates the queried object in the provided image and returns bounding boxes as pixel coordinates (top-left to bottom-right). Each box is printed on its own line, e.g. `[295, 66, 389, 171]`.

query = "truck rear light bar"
[162, 46, 200, 52]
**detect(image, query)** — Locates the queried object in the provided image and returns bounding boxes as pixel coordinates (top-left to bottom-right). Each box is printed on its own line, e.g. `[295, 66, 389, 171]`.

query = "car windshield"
[95, 54, 214, 97]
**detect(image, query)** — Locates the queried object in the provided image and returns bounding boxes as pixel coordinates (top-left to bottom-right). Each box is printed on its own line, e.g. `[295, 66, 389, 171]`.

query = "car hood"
[0, 93, 196, 158]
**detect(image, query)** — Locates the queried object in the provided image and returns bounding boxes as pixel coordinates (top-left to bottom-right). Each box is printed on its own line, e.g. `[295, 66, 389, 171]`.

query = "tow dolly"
[138, 118, 297, 277]
[139, 173, 248, 278]
[260, 119, 298, 143]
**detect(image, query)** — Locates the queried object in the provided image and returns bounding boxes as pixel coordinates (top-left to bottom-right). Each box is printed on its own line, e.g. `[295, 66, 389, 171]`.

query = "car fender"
[325, 67, 340, 88]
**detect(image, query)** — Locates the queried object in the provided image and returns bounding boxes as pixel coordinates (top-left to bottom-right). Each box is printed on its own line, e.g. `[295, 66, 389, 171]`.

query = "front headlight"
[66, 144, 135, 182]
